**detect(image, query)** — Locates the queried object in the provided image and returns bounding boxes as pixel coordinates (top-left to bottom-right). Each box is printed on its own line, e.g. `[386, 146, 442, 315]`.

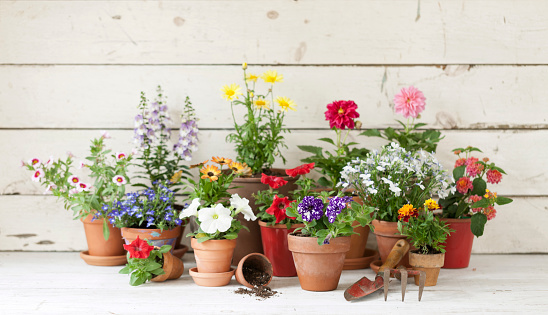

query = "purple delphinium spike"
[297, 196, 324, 222]
[325, 196, 353, 223]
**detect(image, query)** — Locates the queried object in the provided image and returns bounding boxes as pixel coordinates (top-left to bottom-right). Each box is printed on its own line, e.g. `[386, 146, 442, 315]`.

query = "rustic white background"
[1, 0, 546, 253]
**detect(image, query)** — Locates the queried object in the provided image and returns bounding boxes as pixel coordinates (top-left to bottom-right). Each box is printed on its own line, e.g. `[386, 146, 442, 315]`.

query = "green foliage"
[119, 243, 171, 286]
[398, 208, 453, 254]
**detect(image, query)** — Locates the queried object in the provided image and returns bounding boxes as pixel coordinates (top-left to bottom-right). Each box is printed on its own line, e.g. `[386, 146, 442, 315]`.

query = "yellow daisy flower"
[253, 98, 270, 110]
[246, 73, 258, 82]
[276, 96, 297, 112]
[260, 70, 283, 84]
[221, 84, 243, 101]
[200, 165, 221, 182]
[169, 170, 183, 184]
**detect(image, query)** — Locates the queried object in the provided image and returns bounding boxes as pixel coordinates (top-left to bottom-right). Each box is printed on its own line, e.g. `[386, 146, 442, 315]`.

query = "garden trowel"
[344, 239, 426, 302]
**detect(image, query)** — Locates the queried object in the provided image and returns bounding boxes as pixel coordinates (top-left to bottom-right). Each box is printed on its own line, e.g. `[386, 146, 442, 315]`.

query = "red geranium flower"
[266, 195, 296, 223]
[324, 100, 360, 130]
[123, 236, 154, 259]
[286, 163, 315, 177]
[261, 173, 288, 189]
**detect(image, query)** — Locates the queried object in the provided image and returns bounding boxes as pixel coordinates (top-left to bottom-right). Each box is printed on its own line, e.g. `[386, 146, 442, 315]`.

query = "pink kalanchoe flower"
[112, 175, 127, 186]
[44, 156, 54, 167]
[28, 158, 41, 167]
[68, 175, 80, 185]
[44, 183, 58, 194]
[393, 86, 426, 119]
[78, 161, 87, 169]
[456, 176, 474, 194]
[32, 169, 45, 182]
[486, 169, 502, 184]
[324, 100, 360, 130]
[78, 182, 91, 192]
[115, 152, 127, 160]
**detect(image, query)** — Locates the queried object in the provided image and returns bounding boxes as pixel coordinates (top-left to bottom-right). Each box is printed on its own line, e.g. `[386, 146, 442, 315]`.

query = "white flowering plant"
[338, 142, 453, 222]
[23, 132, 132, 239]
[133, 86, 198, 191]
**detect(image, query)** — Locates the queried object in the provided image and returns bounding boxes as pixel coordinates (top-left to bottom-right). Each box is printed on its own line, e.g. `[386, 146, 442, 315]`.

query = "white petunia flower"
[198, 204, 233, 234]
[230, 194, 256, 221]
[180, 198, 201, 219]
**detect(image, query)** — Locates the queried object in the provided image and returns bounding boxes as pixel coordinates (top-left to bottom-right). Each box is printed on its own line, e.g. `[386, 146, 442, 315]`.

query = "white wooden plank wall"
[1, 0, 546, 253]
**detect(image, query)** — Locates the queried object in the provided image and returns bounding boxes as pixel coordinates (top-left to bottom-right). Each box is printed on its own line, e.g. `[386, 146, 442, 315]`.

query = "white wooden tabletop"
[1, 252, 547, 314]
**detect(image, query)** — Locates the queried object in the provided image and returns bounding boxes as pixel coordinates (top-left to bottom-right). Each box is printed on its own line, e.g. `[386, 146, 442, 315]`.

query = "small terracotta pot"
[151, 250, 185, 282]
[288, 234, 351, 291]
[345, 196, 370, 260]
[121, 225, 181, 254]
[236, 253, 273, 289]
[259, 220, 304, 277]
[189, 267, 235, 287]
[81, 214, 125, 257]
[228, 168, 299, 264]
[191, 238, 237, 273]
[372, 219, 411, 267]
[441, 218, 474, 269]
[409, 250, 445, 286]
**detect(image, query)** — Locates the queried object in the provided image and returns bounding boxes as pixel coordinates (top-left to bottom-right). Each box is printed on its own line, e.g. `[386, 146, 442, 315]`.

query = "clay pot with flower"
[131, 86, 199, 251]
[397, 199, 453, 286]
[361, 86, 443, 153]
[339, 142, 453, 267]
[23, 132, 132, 265]
[119, 236, 184, 286]
[221, 64, 300, 262]
[438, 146, 513, 268]
[285, 193, 373, 291]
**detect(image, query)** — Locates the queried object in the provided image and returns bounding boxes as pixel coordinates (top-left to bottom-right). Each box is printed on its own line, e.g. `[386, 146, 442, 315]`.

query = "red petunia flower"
[266, 195, 296, 223]
[286, 163, 315, 177]
[324, 100, 360, 130]
[261, 173, 288, 189]
[123, 236, 154, 259]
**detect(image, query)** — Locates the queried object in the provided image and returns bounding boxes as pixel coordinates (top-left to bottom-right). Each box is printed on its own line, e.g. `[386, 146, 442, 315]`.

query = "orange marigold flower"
[424, 198, 440, 210]
[200, 165, 221, 182]
[398, 204, 418, 222]
[212, 156, 233, 166]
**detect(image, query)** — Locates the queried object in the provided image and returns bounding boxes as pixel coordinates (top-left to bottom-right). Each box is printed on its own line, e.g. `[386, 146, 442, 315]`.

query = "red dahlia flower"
[261, 173, 288, 189]
[286, 163, 315, 177]
[123, 236, 154, 259]
[324, 100, 360, 130]
[266, 195, 296, 223]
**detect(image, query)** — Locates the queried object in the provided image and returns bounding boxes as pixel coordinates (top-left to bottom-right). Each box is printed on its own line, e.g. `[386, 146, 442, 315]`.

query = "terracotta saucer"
[369, 259, 413, 278]
[343, 249, 379, 270]
[80, 251, 127, 266]
[189, 267, 235, 287]
[173, 245, 189, 259]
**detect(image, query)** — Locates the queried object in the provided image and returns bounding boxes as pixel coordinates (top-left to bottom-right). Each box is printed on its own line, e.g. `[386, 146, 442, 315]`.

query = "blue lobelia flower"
[297, 196, 325, 222]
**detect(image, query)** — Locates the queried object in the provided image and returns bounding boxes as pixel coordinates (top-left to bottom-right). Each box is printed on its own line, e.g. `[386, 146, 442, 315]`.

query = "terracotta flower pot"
[189, 267, 235, 287]
[228, 168, 299, 264]
[121, 225, 181, 254]
[441, 218, 474, 269]
[235, 253, 273, 289]
[409, 250, 445, 286]
[345, 222, 370, 259]
[259, 220, 304, 277]
[191, 238, 237, 273]
[81, 214, 125, 257]
[288, 234, 351, 291]
[151, 251, 185, 282]
[372, 219, 411, 268]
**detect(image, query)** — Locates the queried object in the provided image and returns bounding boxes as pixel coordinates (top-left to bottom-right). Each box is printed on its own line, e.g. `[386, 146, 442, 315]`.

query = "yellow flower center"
[226, 90, 235, 96]
[338, 108, 344, 114]
[212, 214, 219, 219]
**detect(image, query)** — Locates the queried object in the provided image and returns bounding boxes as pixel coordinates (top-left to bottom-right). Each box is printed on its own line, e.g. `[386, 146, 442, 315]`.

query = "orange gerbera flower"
[212, 156, 233, 166]
[200, 165, 221, 182]
[190, 160, 208, 169]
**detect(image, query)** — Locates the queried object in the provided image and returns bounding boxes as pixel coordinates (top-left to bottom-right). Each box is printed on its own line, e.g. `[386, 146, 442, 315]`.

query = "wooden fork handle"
[377, 239, 410, 275]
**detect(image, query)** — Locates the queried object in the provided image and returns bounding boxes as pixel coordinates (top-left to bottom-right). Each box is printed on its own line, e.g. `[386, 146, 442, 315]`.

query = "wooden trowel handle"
[377, 239, 410, 275]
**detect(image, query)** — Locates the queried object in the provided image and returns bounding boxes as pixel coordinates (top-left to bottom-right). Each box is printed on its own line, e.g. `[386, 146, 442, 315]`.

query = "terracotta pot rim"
[258, 220, 305, 229]
[440, 217, 472, 223]
[288, 234, 351, 254]
[189, 266, 235, 276]
[231, 168, 298, 182]
[191, 237, 237, 250]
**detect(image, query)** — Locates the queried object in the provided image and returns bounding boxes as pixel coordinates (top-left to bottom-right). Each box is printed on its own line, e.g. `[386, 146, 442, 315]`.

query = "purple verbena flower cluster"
[325, 196, 353, 223]
[297, 196, 325, 222]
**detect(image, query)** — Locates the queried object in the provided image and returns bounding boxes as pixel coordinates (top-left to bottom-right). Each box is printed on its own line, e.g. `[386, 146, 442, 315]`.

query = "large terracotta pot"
[372, 219, 411, 267]
[441, 218, 474, 269]
[259, 221, 304, 277]
[191, 238, 237, 273]
[288, 234, 351, 291]
[121, 225, 181, 254]
[409, 250, 445, 286]
[228, 168, 299, 264]
[151, 250, 185, 282]
[81, 214, 125, 256]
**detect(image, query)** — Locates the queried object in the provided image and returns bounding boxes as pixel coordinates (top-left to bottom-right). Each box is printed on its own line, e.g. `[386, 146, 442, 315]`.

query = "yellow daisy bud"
[242, 62, 248, 70]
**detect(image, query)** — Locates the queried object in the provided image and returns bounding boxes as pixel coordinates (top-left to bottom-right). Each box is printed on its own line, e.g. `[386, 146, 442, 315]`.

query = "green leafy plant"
[439, 146, 513, 237]
[119, 237, 171, 286]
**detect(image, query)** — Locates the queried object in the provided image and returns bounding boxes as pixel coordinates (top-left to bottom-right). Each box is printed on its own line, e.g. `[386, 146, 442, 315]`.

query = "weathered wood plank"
[1, 1, 548, 65]
[1, 195, 545, 253]
[1, 65, 547, 129]
[1, 129, 543, 196]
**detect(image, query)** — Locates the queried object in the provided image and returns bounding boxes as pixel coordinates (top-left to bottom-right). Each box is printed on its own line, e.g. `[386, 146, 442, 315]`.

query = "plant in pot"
[438, 146, 513, 268]
[101, 181, 185, 254]
[221, 63, 299, 261]
[23, 132, 132, 265]
[180, 158, 257, 287]
[285, 193, 373, 291]
[397, 199, 453, 286]
[339, 142, 453, 267]
[361, 86, 443, 153]
[119, 236, 184, 286]
[132, 86, 199, 253]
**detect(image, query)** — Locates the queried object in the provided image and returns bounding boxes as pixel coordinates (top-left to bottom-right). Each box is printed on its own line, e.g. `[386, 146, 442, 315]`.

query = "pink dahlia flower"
[393, 86, 426, 119]
[324, 100, 360, 130]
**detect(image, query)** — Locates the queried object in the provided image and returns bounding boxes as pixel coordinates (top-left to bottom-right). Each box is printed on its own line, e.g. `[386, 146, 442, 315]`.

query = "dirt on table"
[242, 262, 270, 286]
[234, 286, 279, 300]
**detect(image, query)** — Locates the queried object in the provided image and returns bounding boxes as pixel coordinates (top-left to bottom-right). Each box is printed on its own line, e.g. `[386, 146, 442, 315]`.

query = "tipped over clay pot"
[151, 251, 185, 282]
[235, 253, 273, 289]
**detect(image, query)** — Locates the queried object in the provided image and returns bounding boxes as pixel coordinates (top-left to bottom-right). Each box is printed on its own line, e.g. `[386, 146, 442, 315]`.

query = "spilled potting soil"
[234, 286, 279, 300]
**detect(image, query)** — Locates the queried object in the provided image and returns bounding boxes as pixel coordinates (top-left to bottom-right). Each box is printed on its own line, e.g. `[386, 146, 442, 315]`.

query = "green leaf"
[118, 265, 130, 274]
[471, 198, 490, 208]
[470, 178, 487, 196]
[453, 166, 465, 181]
[223, 232, 239, 239]
[360, 129, 382, 137]
[470, 213, 488, 237]
[146, 262, 163, 271]
[318, 138, 335, 145]
[496, 196, 513, 205]
[297, 145, 324, 157]
[102, 219, 110, 241]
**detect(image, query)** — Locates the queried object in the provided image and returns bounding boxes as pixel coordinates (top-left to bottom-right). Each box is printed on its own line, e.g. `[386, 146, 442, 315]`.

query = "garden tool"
[344, 239, 426, 302]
